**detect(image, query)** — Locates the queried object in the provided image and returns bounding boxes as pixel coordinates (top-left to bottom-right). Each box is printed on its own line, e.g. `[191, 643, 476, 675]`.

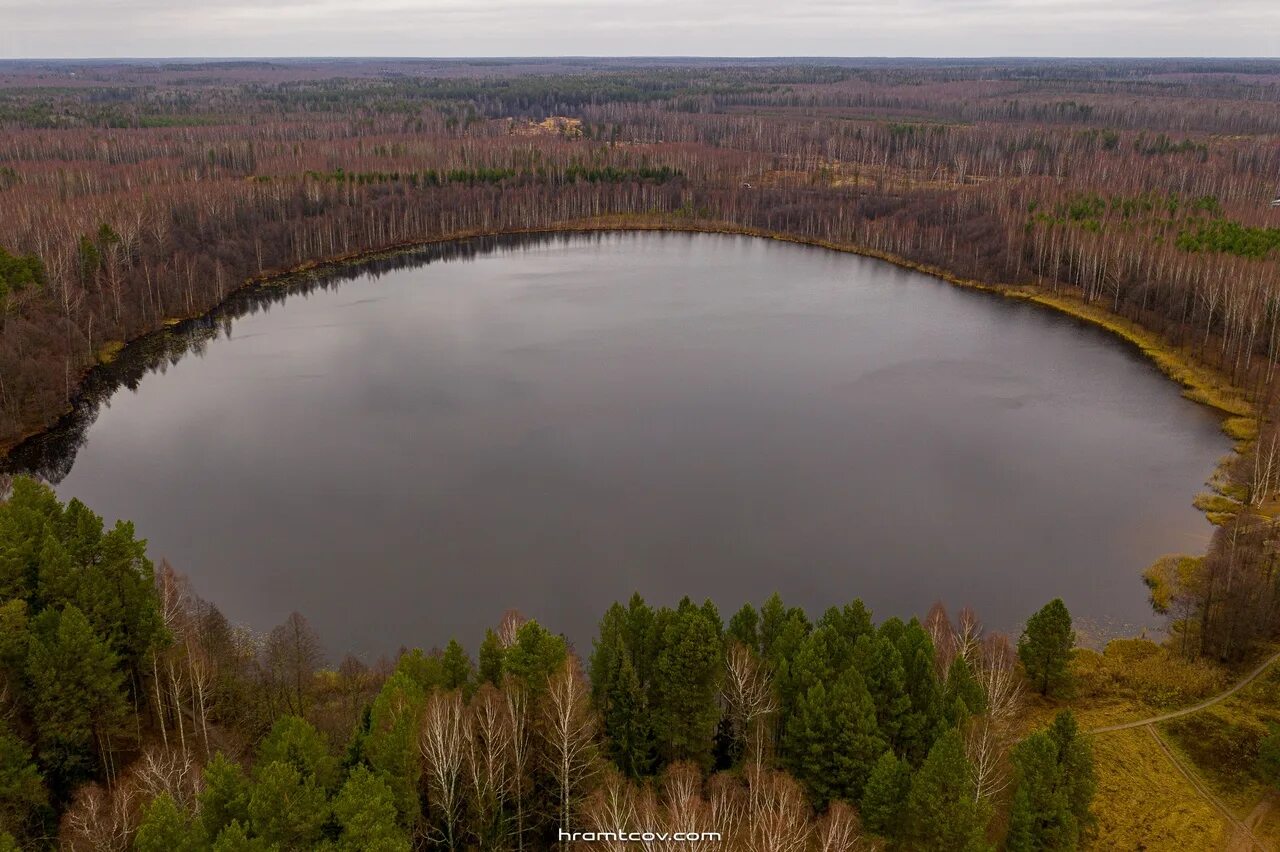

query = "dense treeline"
[0, 479, 1093, 849]
[1, 60, 1280, 660]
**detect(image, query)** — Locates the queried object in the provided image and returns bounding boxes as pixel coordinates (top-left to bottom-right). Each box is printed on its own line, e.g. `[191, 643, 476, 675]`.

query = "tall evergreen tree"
[861, 750, 912, 838]
[257, 715, 338, 791]
[200, 753, 251, 840]
[331, 765, 412, 852]
[854, 633, 911, 747]
[1048, 711, 1095, 832]
[886, 618, 946, 764]
[364, 669, 427, 826]
[441, 639, 473, 694]
[600, 647, 656, 777]
[650, 599, 723, 768]
[783, 668, 885, 806]
[134, 793, 204, 852]
[26, 605, 127, 798]
[944, 655, 987, 724]
[1007, 731, 1076, 852]
[504, 620, 568, 693]
[477, 629, 504, 687]
[246, 760, 329, 849]
[0, 723, 47, 842]
[1018, 599, 1075, 696]
[904, 729, 990, 852]
[727, 603, 760, 652]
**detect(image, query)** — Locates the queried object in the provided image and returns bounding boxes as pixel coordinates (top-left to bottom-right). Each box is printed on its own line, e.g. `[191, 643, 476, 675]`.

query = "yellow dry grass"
[1087, 727, 1231, 850]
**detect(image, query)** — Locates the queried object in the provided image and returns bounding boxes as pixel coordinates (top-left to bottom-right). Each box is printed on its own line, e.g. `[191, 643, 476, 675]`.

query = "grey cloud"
[0, 0, 1275, 58]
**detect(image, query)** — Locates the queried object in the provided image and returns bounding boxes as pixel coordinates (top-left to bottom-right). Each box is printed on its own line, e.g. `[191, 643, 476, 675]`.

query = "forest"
[2, 56, 1280, 847]
[0, 477, 1092, 850]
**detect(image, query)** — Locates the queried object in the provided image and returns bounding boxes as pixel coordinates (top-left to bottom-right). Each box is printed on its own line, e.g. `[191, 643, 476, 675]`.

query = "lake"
[8, 231, 1229, 656]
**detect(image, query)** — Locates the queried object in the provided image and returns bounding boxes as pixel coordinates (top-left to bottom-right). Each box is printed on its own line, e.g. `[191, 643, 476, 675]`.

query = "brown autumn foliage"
[2, 58, 1280, 668]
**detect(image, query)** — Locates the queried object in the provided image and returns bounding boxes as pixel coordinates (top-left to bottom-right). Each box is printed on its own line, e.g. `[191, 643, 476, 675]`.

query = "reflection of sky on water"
[17, 232, 1229, 657]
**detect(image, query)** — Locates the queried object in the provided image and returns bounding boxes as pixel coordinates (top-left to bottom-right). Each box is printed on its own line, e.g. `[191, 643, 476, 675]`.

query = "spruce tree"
[1018, 599, 1075, 697]
[904, 729, 990, 851]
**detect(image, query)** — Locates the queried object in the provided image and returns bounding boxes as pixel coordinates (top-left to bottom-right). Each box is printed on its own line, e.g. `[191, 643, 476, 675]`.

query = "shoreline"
[3, 215, 1260, 525]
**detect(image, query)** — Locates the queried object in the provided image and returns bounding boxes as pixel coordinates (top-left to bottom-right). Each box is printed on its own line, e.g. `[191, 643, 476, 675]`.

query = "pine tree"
[783, 668, 885, 806]
[0, 477, 62, 602]
[727, 603, 760, 652]
[904, 729, 990, 851]
[601, 648, 655, 777]
[855, 633, 910, 747]
[211, 820, 273, 851]
[246, 761, 329, 848]
[944, 655, 987, 724]
[477, 629, 504, 686]
[1048, 711, 1095, 832]
[860, 750, 912, 837]
[504, 620, 568, 693]
[441, 639, 473, 695]
[364, 669, 427, 827]
[257, 715, 338, 791]
[887, 618, 945, 764]
[1007, 727, 1081, 852]
[200, 753, 251, 840]
[1018, 600, 1075, 697]
[0, 723, 47, 843]
[332, 765, 412, 852]
[26, 604, 128, 797]
[817, 600, 874, 646]
[650, 600, 723, 768]
[135, 793, 204, 852]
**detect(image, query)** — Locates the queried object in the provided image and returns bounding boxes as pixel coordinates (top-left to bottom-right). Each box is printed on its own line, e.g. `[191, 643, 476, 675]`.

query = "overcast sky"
[0, 0, 1276, 60]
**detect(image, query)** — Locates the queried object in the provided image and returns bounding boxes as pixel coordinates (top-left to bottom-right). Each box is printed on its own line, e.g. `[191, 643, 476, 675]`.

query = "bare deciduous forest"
[2, 57, 1280, 849]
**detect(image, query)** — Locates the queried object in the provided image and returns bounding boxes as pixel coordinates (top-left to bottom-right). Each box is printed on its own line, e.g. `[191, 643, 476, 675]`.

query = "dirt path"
[1089, 649, 1280, 734]
[1142, 726, 1269, 852]
[1232, 794, 1278, 852]
[1084, 650, 1280, 850]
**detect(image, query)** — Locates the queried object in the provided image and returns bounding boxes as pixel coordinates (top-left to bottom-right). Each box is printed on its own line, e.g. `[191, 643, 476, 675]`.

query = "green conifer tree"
[904, 729, 990, 852]
[135, 793, 204, 852]
[332, 765, 412, 852]
[1018, 599, 1075, 697]
[783, 668, 885, 806]
[650, 600, 723, 768]
[860, 750, 912, 838]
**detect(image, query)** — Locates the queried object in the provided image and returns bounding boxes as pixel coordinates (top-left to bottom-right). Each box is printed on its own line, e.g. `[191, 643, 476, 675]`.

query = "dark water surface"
[14, 232, 1229, 655]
